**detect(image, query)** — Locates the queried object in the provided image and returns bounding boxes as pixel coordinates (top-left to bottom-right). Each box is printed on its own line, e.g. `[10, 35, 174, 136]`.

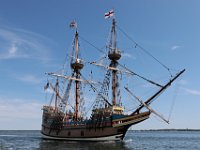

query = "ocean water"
[0, 130, 200, 150]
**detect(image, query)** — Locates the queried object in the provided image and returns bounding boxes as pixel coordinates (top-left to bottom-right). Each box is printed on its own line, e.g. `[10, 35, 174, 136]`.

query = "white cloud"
[0, 97, 44, 129]
[171, 45, 182, 51]
[183, 88, 200, 96]
[178, 79, 188, 86]
[8, 42, 17, 55]
[0, 97, 43, 120]
[122, 53, 136, 59]
[17, 74, 41, 84]
[0, 27, 54, 61]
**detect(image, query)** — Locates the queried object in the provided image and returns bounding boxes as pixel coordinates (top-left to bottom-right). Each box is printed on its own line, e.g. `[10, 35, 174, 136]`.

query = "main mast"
[71, 30, 84, 121]
[108, 18, 121, 106]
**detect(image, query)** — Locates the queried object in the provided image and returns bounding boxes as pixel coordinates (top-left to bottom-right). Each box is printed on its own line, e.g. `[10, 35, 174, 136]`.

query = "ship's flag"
[69, 21, 77, 28]
[44, 82, 49, 90]
[104, 10, 114, 19]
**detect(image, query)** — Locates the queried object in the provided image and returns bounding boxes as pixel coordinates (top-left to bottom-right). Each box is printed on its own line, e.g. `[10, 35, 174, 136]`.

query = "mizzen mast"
[108, 18, 121, 106]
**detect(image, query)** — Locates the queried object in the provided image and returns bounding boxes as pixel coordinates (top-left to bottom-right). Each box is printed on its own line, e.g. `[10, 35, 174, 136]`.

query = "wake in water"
[124, 138, 133, 143]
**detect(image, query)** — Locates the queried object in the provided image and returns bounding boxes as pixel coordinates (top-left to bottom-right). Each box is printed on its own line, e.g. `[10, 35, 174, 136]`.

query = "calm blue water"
[0, 130, 200, 150]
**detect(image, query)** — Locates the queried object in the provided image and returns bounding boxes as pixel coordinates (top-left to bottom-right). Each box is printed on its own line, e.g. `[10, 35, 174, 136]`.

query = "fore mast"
[108, 18, 121, 107]
[71, 29, 84, 121]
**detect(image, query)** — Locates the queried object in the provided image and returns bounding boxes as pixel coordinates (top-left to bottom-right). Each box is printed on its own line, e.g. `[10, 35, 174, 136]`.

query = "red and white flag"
[69, 21, 77, 28]
[104, 10, 114, 19]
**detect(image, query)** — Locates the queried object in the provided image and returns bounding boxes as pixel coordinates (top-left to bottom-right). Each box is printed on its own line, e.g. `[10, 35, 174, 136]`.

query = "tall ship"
[41, 11, 185, 141]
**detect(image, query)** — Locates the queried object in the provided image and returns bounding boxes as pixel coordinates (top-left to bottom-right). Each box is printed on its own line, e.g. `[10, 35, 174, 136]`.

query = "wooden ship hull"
[41, 106, 150, 141]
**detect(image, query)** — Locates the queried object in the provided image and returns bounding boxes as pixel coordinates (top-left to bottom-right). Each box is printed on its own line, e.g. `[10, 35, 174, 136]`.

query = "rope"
[89, 55, 107, 65]
[81, 73, 111, 106]
[167, 79, 180, 121]
[116, 25, 172, 75]
[118, 63, 163, 88]
[79, 35, 106, 54]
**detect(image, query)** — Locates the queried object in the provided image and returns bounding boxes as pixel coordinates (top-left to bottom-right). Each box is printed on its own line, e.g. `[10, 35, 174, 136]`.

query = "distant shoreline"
[0, 129, 200, 131]
[133, 129, 200, 131]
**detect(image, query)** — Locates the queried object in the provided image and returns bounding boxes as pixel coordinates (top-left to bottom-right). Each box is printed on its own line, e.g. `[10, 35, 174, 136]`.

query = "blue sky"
[0, 0, 200, 130]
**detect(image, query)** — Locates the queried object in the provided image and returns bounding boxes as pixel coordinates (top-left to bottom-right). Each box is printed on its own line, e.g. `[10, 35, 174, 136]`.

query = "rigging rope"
[79, 35, 106, 54]
[118, 63, 163, 88]
[116, 25, 173, 76]
[167, 79, 180, 121]
[80, 73, 111, 106]
[63, 72, 75, 104]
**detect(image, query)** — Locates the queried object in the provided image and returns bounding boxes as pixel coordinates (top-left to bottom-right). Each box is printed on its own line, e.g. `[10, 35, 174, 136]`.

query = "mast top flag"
[69, 21, 77, 28]
[104, 9, 115, 19]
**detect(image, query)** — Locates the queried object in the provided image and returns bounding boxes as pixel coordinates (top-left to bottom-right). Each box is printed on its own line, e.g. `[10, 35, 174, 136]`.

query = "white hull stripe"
[112, 115, 149, 127]
[41, 133, 123, 141]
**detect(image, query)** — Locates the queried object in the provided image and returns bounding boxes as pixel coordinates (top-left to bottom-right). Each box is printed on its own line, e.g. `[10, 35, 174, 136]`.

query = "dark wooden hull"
[41, 111, 150, 141]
